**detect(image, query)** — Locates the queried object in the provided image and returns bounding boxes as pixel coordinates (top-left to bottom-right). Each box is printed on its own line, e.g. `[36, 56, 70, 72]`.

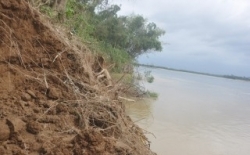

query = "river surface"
[125, 68, 250, 155]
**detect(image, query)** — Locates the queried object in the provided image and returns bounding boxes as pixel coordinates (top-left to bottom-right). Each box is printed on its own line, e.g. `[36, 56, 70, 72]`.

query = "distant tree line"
[137, 64, 250, 81]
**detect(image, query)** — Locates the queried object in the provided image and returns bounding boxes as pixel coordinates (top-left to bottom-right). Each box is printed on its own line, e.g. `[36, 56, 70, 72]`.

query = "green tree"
[125, 15, 165, 57]
[37, 0, 165, 71]
[93, 12, 165, 58]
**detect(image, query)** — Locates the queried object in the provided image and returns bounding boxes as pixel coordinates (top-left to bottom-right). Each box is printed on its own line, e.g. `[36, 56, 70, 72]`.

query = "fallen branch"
[118, 96, 135, 102]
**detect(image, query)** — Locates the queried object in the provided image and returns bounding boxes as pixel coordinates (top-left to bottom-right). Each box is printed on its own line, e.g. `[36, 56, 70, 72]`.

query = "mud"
[0, 0, 155, 154]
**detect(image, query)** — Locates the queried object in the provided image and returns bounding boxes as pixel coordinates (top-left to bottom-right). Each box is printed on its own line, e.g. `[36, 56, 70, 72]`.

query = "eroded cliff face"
[0, 0, 154, 154]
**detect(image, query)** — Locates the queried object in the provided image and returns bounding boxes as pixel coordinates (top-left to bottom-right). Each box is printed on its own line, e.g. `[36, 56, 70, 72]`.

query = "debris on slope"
[0, 0, 155, 154]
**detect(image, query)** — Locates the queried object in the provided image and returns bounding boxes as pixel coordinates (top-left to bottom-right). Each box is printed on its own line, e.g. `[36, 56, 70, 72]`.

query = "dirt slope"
[0, 0, 155, 154]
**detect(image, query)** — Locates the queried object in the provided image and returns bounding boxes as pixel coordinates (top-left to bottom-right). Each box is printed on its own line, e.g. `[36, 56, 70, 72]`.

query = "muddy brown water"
[125, 68, 250, 155]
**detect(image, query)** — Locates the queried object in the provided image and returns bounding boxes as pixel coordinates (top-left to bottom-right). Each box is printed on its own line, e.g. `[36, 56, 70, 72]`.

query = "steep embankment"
[0, 0, 154, 154]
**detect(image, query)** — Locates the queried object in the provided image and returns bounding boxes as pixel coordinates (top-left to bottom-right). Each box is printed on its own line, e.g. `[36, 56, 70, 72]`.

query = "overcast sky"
[111, 0, 250, 77]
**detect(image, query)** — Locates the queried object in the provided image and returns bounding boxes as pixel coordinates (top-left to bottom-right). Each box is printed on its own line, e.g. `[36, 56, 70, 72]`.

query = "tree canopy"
[64, 0, 165, 57]
[39, 0, 165, 70]
[93, 4, 165, 58]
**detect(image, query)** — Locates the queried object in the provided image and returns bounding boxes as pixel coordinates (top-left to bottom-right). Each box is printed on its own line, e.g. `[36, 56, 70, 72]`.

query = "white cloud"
[111, 0, 250, 76]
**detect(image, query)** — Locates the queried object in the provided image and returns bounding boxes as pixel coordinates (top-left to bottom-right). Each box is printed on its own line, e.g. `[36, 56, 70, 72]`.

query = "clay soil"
[0, 0, 155, 154]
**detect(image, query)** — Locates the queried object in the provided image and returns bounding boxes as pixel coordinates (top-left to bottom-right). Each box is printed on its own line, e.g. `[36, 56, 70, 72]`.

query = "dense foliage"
[37, 0, 165, 71]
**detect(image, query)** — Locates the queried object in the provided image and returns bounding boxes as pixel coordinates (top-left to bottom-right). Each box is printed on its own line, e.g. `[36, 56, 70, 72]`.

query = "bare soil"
[0, 0, 155, 154]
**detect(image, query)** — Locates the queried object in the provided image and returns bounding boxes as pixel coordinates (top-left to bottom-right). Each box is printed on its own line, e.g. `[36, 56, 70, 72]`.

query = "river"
[125, 68, 250, 155]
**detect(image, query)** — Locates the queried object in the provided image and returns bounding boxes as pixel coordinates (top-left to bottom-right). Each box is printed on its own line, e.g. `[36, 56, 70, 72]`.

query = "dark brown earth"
[0, 0, 155, 154]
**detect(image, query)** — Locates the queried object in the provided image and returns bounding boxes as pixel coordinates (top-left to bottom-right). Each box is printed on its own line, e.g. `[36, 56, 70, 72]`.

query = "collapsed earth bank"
[0, 0, 154, 154]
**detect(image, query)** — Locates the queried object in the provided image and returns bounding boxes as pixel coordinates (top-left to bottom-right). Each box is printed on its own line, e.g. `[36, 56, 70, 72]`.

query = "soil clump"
[0, 0, 155, 154]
